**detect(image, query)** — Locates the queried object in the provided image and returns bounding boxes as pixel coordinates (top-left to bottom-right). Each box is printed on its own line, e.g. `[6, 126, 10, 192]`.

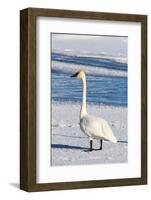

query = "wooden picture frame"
[20, 7, 147, 192]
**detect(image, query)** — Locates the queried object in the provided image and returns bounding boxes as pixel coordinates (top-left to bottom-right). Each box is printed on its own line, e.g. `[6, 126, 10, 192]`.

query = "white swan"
[71, 70, 117, 151]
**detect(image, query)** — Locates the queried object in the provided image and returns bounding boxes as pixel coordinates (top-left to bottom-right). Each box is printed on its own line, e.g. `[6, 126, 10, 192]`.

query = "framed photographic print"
[20, 8, 147, 191]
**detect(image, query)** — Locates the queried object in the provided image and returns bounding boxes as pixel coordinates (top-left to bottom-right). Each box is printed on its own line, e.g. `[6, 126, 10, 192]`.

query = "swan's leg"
[100, 139, 103, 150]
[90, 140, 93, 151]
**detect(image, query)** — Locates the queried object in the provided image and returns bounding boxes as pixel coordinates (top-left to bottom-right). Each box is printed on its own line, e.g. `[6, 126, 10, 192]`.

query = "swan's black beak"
[71, 72, 78, 77]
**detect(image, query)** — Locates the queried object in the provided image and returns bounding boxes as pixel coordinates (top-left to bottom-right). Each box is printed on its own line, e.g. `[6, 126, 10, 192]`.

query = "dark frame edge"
[21, 177, 146, 192]
[20, 8, 29, 191]
[20, 8, 36, 192]
[23, 7, 147, 22]
[141, 15, 148, 185]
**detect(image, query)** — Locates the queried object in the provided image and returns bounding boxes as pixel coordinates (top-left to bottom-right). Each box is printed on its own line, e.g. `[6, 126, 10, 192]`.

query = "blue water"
[51, 54, 127, 106]
[52, 53, 127, 71]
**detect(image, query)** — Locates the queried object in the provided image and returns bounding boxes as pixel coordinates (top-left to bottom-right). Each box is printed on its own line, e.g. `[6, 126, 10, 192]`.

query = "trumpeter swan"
[71, 70, 117, 151]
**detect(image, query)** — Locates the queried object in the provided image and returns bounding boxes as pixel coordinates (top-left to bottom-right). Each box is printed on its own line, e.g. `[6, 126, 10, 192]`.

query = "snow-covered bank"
[52, 61, 127, 77]
[53, 50, 128, 64]
[51, 101, 127, 166]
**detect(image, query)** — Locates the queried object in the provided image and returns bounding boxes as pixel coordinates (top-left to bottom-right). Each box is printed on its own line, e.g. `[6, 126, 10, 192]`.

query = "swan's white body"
[80, 114, 117, 143]
[72, 70, 117, 147]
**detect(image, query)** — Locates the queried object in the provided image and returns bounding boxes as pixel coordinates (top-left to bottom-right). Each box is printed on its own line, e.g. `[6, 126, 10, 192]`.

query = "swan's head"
[71, 70, 86, 79]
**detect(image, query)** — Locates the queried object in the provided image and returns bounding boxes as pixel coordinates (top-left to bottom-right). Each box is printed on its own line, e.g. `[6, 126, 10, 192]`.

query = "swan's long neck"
[80, 75, 87, 118]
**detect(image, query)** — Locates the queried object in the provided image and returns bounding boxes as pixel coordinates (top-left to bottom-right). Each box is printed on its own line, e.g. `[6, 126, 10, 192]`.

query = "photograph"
[51, 33, 128, 166]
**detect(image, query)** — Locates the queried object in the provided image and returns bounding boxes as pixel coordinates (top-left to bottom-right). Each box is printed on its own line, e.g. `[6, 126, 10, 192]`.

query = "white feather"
[80, 114, 117, 143]
[72, 70, 117, 146]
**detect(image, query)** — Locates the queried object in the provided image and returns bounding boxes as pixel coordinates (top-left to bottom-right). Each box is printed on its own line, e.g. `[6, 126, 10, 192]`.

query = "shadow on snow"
[51, 140, 127, 151]
[117, 140, 128, 144]
[51, 144, 105, 151]
[51, 143, 87, 150]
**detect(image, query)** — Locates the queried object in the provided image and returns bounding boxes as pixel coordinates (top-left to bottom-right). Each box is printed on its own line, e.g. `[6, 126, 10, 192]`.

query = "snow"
[51, 102, 127, 166]
[52, 61, 127, 77]
[53, 50, 128, 64]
